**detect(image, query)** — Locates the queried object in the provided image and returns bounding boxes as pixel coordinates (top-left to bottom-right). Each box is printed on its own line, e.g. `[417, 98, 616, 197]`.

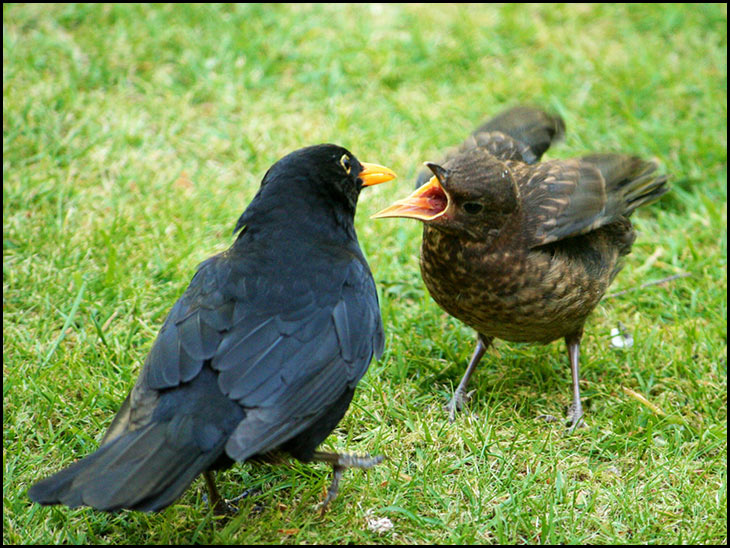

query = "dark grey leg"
[565, 332, 587, 432]
[311, 451, 384, 515]
[203, 471, 238, 515]
[446, 334, 493, 422]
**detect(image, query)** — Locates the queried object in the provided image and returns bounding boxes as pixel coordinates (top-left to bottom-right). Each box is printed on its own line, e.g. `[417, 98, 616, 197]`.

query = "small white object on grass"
[610, 322, 634, 349]
[366, 515, 394, 534]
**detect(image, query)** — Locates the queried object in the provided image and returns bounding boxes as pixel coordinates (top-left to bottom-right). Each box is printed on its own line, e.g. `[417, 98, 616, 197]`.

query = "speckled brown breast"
[420, 226, 621, 344]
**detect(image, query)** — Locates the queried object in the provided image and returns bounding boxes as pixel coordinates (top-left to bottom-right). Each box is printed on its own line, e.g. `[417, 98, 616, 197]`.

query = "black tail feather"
[28, 419, 226, 512]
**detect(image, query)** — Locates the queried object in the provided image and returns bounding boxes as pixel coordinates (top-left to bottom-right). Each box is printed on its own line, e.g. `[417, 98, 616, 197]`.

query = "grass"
[3, 3, 727, 544]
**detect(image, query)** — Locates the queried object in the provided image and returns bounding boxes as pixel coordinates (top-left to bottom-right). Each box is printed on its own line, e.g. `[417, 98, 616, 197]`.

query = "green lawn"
[3, 3, 726, 544]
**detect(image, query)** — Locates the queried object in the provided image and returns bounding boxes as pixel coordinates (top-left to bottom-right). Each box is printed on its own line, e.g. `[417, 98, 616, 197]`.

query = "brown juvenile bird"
[373, 106, 668, 429]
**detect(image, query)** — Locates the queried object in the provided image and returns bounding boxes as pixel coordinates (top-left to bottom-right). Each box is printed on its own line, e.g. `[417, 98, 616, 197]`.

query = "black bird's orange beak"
[371, 175, 449, 221]
[359, 162, 398, 187]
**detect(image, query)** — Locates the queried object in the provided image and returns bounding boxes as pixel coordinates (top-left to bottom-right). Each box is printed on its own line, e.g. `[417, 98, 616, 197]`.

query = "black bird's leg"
[311, 451, 384, 515]
[565, 331, 587, 432]
[203, 471, 238, 515]
[446, 334, 493, 422]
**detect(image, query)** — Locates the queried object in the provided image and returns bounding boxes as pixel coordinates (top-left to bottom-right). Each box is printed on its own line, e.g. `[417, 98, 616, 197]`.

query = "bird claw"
[313, 453, 384, 516]
[565, 403, 587, 433]
[445, 388, 475, 422]
[215, 499, 240, 516]
[227, 487, 259, 506]
[318, 466, 345, 517]
[536, 411, 586, 432]
[202, 493, 240, 516]
[203, 485, 260, 516]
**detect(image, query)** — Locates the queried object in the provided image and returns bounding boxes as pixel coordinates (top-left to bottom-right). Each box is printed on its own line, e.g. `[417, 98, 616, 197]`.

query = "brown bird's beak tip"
[358, 162, 398, 187]
[371, 174, 449, 221]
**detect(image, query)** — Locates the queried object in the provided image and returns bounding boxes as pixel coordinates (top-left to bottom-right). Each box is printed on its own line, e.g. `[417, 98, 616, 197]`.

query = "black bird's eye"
[463, 202, 483, 215]
[340, 154, 352, 174]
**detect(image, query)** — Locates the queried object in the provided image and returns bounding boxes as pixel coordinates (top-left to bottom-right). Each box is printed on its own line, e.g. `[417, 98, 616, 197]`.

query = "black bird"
[29, 144, 397, 513]
[373, 106, 668, 429]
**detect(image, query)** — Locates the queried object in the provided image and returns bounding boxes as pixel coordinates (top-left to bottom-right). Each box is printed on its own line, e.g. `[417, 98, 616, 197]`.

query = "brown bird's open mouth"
[370, 175, 449, 220]
[358, 162, 398, 187]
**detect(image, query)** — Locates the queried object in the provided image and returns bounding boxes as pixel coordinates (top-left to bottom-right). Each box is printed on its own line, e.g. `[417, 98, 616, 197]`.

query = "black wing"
[136, 247, 384, 462]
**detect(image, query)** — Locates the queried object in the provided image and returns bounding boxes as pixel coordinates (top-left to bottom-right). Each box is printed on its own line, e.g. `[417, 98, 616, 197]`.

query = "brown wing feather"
[471, 105, 566, 162]
[460, 131, 539, 163]
[416, 106, 566, 186]
[521, 154, 668, 248]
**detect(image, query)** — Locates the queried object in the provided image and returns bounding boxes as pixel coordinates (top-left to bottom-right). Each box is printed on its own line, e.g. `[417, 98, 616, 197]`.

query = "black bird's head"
[234, 144, 396, 237]
[372, 147, 519, 241]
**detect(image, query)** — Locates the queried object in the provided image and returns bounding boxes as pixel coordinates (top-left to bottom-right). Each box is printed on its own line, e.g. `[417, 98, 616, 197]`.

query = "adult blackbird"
[29, 144, 396, 513]
[373, 106, 668, 429]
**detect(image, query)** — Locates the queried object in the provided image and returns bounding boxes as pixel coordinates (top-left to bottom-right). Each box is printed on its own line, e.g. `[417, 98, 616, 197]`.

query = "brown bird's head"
[372, 148, 520, 241]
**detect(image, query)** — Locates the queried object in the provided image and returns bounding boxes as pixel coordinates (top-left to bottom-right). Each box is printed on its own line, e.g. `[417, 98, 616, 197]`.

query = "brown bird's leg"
[446, 334, 493, 422]
[203, 471, 238, 515]
[565, 332, 587, 432]
[311, 450, 384, 516]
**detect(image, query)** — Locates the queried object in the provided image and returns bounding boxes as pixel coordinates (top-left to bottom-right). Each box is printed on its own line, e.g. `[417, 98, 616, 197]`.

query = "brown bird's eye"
[463, 202, 483, 215]
[340, 154, 352, 174]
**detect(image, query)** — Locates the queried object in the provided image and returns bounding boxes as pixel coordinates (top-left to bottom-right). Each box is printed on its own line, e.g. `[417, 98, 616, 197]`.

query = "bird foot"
[313, 452, 384, 516]
[445, 388, 476, 422]
[203, 471, 246, 516]
[227, 487, 260, 506]
[202, 492, 240, 516]
[203, 470, 260, 516]
[565, 403, 587, 433]
[536, 414, 561, 423]
[536, 411, 586, 432]
[318, 465, 345, 516]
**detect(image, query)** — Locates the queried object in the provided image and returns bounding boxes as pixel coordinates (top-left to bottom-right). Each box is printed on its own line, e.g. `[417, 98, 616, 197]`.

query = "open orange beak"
[371, 175, 449, 221]
[359, 162, 398, 187]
